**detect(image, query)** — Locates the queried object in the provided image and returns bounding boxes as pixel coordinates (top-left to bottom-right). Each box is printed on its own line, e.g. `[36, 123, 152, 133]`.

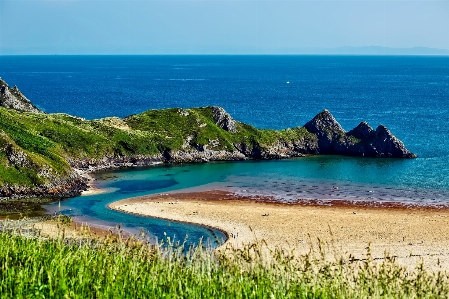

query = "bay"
[2, 55, 449, 243]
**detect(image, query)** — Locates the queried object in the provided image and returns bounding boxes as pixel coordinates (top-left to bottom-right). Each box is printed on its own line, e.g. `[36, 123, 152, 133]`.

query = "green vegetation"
[0, 228, 447, 298]
[126, 108, 235, 151]
[125, 107, 317, 153]
[0, 106, 317, 188]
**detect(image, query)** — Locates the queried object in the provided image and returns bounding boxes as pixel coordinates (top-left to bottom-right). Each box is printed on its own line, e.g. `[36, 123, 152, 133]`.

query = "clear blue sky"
[1, 0, 448, 55]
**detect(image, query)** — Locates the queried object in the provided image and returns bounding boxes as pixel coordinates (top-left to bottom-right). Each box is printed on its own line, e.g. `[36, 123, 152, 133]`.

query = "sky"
[1, 0, 448, 55]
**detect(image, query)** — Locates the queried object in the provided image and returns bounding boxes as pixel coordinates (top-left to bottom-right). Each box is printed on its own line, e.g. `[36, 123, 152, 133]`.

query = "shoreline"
[113, 188, 449, 211]
[79, 172, 110, 196]
[110, 190, 449, 270]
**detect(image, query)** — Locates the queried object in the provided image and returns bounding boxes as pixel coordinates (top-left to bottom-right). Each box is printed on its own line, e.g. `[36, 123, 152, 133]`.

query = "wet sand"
[81, 185, 109, 196]
[110, 190, 449, 271]
[80, 172, 110, 196]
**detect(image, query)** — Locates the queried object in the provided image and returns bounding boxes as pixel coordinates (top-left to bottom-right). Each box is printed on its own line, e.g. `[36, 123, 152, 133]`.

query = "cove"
[45, 155, 449, 247]
[44, 163, 230, 247]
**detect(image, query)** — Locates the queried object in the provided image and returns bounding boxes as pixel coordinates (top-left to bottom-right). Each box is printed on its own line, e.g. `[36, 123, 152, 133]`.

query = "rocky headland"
[304, 109, 415, 158]
[0, 78, 416, 200]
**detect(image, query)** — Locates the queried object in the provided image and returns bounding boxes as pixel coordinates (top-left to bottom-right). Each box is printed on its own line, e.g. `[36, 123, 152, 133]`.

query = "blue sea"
[1, 55, 449, 245]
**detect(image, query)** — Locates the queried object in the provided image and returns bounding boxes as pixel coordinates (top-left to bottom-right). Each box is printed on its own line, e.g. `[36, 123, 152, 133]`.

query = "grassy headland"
[0, 105, 316, 192]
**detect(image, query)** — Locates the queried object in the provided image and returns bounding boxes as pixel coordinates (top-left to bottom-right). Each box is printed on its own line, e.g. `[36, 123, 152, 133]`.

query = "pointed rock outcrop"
[304, 109, 345, 136]
[0, 78, 44, 113]
[363, 125, 416, 158]
[304, 109, 347, 153]
[347, 121, 374, 140]
[212, 106, 237, 133]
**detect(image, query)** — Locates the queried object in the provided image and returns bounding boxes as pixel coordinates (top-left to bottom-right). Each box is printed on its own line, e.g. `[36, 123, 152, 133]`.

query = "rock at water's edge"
[367, 125, 416, 158]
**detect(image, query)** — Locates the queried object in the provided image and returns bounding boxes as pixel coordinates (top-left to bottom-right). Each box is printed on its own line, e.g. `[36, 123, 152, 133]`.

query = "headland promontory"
[0, 78, 416, 200]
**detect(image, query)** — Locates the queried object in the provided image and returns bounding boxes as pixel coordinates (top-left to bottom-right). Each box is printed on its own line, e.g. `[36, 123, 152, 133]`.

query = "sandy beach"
[79, 172, 111, 196]
[110, 190, 449, 271]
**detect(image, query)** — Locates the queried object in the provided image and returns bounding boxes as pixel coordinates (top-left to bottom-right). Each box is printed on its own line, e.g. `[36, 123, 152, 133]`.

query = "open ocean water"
[1, 55, 449, 243]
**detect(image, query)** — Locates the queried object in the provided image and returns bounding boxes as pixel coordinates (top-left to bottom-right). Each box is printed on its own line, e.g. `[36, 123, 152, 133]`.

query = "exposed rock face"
[67, 155, 165, 172]
[212, 106, 237, 133]
[358, 125, 415, 158]
[0, 78, 44, 113]
[4, 143, 33, 168]
[304, 109, 350, 154]
[0, 173, 87, 199]
[304, 109, 346, 136]
[233, 138, 318, 159]
[347, 121, 374, 140]
[163, 149, 245, 163]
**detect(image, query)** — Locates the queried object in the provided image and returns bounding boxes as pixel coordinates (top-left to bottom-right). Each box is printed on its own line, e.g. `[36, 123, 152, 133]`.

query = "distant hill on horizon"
[293, 46, 449, 56]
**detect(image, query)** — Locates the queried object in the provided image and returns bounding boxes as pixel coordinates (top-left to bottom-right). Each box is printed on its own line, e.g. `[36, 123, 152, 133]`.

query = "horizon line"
[2, 53, 449, 57]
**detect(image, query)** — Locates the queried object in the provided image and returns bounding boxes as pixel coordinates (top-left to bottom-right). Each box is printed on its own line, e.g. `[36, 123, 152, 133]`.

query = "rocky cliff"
[304, 110, 416, 158]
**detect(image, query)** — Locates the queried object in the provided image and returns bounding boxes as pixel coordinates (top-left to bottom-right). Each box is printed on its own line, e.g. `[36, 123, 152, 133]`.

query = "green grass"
[0, 227, 448, 298]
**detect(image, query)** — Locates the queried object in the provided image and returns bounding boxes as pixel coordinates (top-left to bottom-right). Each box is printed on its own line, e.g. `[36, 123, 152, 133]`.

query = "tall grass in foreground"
[1, 229, 448, 299]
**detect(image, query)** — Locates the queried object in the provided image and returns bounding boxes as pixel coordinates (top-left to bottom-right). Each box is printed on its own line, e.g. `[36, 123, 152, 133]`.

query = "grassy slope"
[126, 107, 316, 152]
[0, 106, 317, 187]
[0, 231, 447, 298]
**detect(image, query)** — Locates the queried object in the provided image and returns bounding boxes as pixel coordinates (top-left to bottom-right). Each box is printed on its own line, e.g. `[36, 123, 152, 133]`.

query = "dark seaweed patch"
[109, 178, 178, 194]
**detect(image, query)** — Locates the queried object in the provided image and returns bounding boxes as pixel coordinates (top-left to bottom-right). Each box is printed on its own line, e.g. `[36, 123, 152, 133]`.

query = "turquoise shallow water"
[45, 166, 227, 247]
